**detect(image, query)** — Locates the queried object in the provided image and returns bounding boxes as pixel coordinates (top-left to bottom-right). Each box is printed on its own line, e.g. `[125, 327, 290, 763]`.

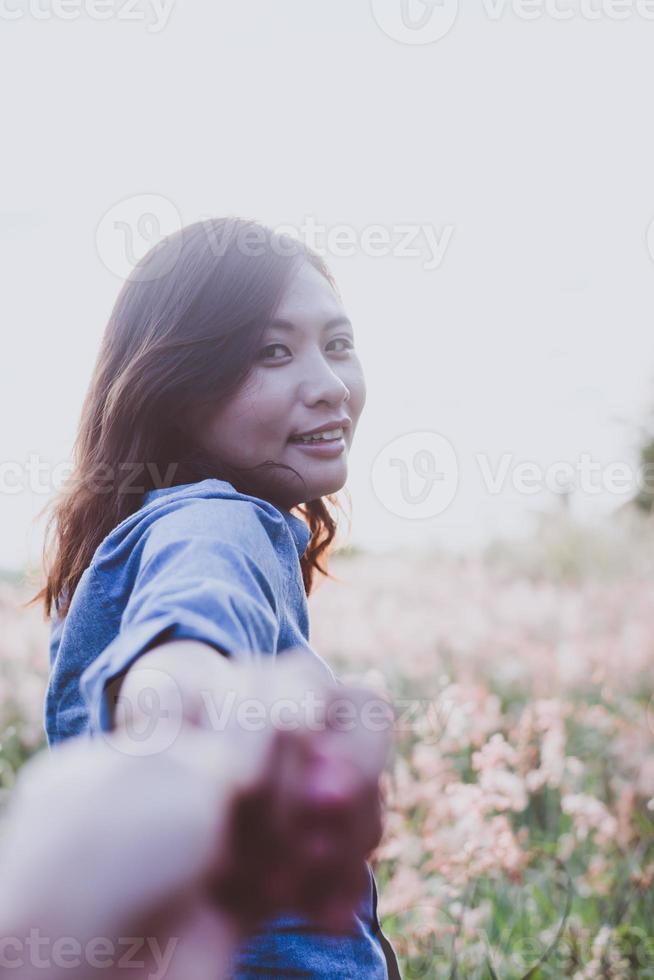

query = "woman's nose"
[301, 356, 350, 407]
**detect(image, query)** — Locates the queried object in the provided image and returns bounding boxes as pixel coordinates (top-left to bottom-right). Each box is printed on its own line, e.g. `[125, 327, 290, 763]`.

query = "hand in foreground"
[207, 653, 393, 933]
[0, 724, 243, 980]
[0, 651, 393, 979]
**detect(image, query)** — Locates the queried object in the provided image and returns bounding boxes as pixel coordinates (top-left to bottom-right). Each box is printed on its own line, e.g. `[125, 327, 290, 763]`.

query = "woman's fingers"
[208, 684, 390, 929]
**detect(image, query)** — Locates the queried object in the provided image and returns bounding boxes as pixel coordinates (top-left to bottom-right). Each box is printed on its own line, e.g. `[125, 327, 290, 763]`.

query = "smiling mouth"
[287, 432, 347, 458]
[288, 426, 346, 445]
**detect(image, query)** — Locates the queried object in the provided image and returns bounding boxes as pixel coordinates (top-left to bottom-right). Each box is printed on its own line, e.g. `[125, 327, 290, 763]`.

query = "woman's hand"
[116, 643, 394, 929]
[206, 650, 394, 931]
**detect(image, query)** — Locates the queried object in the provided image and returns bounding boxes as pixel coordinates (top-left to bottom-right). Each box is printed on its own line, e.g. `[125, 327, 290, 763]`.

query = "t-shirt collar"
[142, 480, 311, 557]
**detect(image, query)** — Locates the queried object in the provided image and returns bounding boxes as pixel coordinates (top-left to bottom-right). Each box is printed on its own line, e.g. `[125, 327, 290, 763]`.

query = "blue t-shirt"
[44, 477, 400, 979]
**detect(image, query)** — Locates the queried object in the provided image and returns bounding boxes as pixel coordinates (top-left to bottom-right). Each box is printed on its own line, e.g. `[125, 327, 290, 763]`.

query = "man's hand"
[0, 650, 393, 979]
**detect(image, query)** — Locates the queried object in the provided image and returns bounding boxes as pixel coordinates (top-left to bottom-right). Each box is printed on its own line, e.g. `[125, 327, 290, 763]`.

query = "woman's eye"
[328, 337, 354, 353]
[259, 343, 291, 360]
[258, 338, 354, 361]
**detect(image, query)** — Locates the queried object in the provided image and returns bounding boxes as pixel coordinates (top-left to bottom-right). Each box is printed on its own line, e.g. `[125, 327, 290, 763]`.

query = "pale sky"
[2, 1, 654, 572]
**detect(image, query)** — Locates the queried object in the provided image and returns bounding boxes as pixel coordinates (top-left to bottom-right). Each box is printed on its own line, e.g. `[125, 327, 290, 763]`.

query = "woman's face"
[193, 260, 366, 509]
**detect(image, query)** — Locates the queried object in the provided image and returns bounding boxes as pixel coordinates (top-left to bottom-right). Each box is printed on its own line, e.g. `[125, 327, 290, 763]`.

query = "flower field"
[2, 509, 653, 978]
[310, 510, 654, 979]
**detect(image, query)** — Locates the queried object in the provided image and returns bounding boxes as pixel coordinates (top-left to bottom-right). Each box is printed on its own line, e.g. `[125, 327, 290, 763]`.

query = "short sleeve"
[79, 500, 282, 736]
[48, 611, 66, 669]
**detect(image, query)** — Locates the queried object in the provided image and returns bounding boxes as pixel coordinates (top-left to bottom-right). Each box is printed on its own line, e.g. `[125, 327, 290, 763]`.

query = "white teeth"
[294, 427, 344, 443]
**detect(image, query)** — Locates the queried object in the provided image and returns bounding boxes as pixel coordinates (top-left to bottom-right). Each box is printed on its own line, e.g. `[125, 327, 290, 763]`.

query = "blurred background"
[2, 2, 654, 976]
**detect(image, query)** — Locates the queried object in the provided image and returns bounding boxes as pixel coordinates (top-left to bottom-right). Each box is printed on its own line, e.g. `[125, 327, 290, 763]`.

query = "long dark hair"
[29, 216, 350, 619]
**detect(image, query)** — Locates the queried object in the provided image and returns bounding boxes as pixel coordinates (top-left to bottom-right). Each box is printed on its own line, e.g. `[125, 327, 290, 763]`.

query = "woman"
[31, 216, 401, 978]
